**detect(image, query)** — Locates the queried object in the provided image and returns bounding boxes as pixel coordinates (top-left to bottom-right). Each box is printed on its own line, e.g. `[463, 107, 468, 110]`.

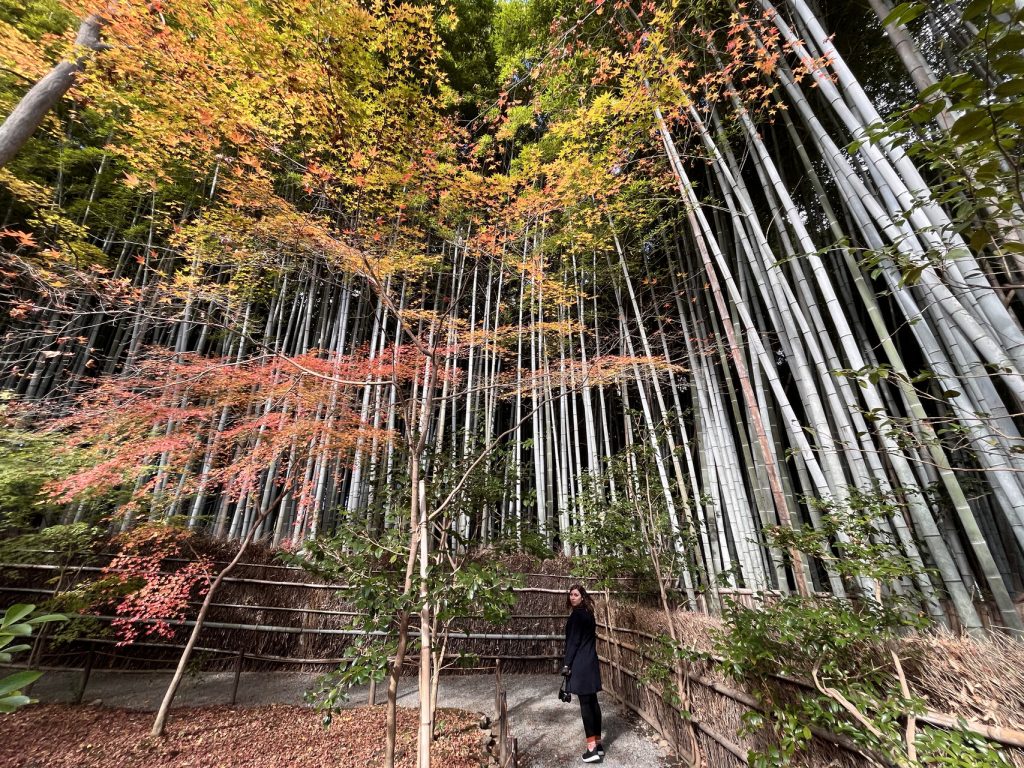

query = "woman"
[562, 584, 604, 763]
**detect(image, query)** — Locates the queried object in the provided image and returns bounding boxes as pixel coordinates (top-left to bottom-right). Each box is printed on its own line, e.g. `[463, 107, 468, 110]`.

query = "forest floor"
[0, 702, 480, 767]
[7, 670, 672, 767]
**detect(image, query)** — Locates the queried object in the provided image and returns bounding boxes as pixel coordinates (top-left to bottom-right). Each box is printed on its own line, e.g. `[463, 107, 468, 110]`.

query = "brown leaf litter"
[0, 703, 482, 767]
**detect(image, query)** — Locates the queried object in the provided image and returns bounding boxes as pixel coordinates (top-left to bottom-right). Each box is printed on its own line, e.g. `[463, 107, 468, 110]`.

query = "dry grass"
[900, 630, 1024, 730]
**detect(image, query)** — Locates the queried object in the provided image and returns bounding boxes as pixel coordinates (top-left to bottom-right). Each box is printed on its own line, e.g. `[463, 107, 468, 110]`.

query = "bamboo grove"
[1, 0, 1023, 638]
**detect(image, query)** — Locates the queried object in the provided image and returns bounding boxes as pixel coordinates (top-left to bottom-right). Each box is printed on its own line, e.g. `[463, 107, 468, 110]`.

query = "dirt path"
[30, 670, 672, 767]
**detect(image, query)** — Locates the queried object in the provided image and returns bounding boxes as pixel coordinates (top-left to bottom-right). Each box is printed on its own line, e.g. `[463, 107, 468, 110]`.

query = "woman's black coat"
[563, 606, 602, 695]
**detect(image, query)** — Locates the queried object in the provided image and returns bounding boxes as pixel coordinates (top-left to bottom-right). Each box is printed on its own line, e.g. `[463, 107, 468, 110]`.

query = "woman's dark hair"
[566, 583, 596, 613]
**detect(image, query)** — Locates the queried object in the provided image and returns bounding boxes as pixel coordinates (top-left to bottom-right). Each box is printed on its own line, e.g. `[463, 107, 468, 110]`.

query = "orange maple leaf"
[0, 229, 37, 247]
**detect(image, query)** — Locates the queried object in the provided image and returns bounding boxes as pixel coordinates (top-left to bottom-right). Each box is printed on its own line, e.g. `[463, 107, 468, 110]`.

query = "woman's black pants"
[578, 693, 602, 738]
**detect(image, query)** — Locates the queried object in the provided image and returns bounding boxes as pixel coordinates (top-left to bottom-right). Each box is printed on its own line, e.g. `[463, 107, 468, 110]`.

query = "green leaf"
[969, 229, 991, 251]
[909, 100, 945, 124]
[881, 2, 924, 27]
[950, 111, 988, 137]
[994, 78, 1024, 98]
[962, 0, 991, 21]
[901, 264, 926, 286]
[27, 613, 67, 625]
[1002, 104, 1024, 125]
[0, 694, 33, 714]
[2, 605, 35, 628]
[0, 670, 42, 697]
[955, 122, 995, 144]
[992, 54, 1024, 76]
[992, 31, 1024, 57]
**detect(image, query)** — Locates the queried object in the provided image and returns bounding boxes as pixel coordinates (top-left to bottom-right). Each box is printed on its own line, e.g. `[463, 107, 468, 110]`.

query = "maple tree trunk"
[384, 610, 412, 768]
[417, 475, 431, 768]
[411, 329, 439, 768]
[384, 320, 440, 768]
[151, 499, 279, 737]
[429, 624, 448, 739]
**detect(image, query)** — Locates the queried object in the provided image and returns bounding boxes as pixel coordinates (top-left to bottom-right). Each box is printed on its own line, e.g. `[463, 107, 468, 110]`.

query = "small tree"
[290, 525, 413, 720]
[289, 521, 519, 739]
[425, 552, 519, 737]
[42, 345, 400, 736]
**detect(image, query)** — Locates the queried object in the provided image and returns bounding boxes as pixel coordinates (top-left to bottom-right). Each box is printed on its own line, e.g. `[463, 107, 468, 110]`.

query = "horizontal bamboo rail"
[3, 584, 573, 621]
[1, 637, 561, 671]
[68, 612, 565, 641]
[0, 562, 571, 593]
[694, 721, 748, 763]
[914, 712, 1024, 749]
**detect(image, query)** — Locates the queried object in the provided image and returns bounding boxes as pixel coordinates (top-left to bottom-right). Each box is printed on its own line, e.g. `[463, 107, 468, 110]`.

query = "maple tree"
[45, 346, 399, 523]
[99, 523, 211, 646]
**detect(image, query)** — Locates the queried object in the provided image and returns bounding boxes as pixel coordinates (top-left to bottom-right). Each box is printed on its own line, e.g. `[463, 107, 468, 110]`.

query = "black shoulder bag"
[558, 675, 571, 703]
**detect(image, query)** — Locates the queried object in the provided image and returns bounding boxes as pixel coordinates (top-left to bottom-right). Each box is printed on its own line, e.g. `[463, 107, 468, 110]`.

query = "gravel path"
[30, 670, 671, 767]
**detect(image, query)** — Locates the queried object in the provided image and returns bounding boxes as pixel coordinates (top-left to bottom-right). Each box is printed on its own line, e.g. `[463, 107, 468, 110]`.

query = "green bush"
[717, 489, 1009, 767]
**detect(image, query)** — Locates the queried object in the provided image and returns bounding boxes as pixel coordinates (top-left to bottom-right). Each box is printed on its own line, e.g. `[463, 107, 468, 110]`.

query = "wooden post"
[494, 659, 502, 729]
[498, 690, 508, 767]
[75, 648, 95, 704]
[230, 650, 244, 705]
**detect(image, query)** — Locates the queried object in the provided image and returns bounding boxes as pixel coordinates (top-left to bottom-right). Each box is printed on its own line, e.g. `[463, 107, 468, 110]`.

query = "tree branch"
[0, 14, 108, 168]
